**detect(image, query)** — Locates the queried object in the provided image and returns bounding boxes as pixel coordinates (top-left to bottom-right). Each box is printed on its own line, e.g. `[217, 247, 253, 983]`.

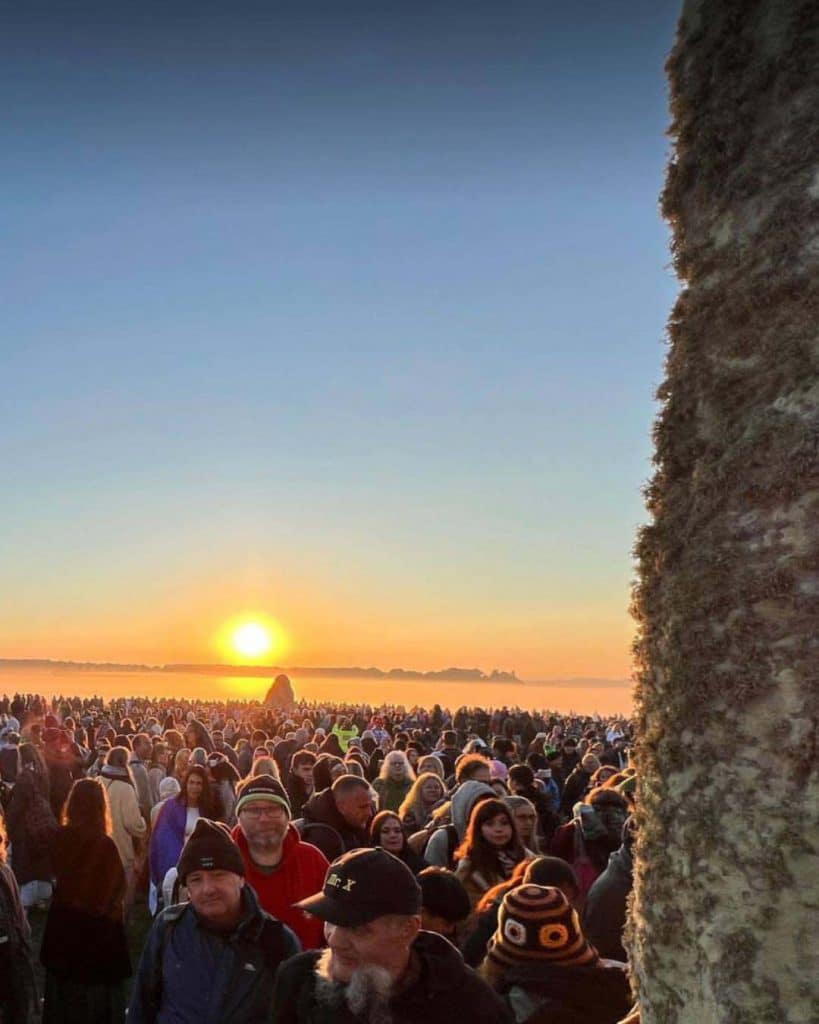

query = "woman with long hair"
[417, 754, 446, 780]
[148, 764, 213, 913]
[5, 742, 57, 909]
[503, 795, 540, 854]
[100, 746, 147, 909]
[454, 797, 527, 909]
[372, 749, 415, 812]
[398, 771, 446, 833]
[40, 779, 131, 1023]
[370, 811, 425, 874]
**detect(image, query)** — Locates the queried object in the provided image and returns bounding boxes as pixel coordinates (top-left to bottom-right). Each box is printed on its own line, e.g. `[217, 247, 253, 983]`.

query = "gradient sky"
[1, 1, 681, 678]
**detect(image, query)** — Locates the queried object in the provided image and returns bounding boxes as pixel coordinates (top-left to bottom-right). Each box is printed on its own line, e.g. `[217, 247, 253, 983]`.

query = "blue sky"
[1, 1, 681, 676]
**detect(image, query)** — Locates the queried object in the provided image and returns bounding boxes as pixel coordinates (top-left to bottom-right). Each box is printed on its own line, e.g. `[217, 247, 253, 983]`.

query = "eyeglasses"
[241, 805, 287, 819]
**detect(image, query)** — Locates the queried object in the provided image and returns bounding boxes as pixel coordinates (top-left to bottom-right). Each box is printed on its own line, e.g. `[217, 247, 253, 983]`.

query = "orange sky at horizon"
[0, 564, 635, 680]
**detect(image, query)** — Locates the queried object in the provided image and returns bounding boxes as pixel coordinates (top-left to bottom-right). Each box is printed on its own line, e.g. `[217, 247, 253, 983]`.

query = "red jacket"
[231, 822, 328, 950]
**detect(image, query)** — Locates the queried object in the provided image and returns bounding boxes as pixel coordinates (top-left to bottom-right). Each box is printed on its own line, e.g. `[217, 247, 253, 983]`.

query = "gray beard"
[314, 948, 394, 1024]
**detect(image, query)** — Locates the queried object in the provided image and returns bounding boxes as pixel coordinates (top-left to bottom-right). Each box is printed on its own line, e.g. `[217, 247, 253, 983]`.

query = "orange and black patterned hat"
[487, 884, 599, 968]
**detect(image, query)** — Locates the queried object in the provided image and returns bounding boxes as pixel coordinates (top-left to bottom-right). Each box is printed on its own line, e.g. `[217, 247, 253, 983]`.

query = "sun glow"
[216, 615, 283, 663]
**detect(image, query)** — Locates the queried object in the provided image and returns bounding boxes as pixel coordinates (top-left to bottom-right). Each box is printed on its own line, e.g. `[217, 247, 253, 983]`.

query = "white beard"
[314, 948, 394, 1024]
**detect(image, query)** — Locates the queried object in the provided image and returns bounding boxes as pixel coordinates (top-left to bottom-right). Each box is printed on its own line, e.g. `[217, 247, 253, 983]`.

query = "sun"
[231, 621, 273, 659]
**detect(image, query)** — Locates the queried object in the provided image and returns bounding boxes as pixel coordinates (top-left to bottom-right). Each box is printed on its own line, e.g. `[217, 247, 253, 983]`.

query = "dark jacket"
[559, 766, 591, 818]
[0, 861, 37, 1022]
[582, 845, 633, 962]
[271, 929, 512, 1023]
[5, 769, 55, 886]
[128, 884, 300, 1024]
[495, 961, 631, 1024]
[301, 788, 370, 852]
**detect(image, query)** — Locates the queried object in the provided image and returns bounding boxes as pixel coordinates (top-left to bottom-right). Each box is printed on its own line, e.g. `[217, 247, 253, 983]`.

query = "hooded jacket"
[230, 822, 329, 950]
[301, 788, 370, 853]
[271, 928, 512, 1024]
[424, 780, 495, 868]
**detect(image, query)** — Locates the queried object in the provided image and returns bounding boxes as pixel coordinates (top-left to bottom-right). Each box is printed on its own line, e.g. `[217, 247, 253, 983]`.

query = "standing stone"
[630, 1, 819, 1021]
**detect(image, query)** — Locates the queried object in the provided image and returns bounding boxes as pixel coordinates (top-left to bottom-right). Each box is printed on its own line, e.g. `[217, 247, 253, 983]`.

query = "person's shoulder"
[276, 948, 321, 981]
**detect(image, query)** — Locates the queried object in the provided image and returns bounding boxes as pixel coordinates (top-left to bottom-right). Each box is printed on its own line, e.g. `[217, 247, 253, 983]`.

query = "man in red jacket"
[231, 774, 329, 949]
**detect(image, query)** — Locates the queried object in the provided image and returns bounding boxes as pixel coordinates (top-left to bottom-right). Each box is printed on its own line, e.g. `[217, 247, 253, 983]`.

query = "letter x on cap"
[295, 847, 422, 927]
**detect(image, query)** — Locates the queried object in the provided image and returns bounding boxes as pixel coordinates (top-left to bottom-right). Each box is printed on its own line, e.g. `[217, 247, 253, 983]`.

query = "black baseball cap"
[295, 848, 422, 927]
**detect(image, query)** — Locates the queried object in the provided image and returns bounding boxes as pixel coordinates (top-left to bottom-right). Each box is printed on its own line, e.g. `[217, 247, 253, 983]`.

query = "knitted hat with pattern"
[487, 884, 599, 969]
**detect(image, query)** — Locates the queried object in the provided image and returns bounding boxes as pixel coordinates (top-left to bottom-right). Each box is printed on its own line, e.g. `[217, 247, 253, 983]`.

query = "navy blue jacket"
[128, 884, 300, 1024]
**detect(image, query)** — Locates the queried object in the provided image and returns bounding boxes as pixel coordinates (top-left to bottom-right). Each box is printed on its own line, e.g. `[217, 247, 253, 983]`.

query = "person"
[271, 847, 512, 1023]
[370, 810, 425, 873]
[330, 716, 359, 754]
[550, 787, 630, 902]
[230, 774, 329, 950]
[100, 746, 147, 908]
[129, 818, 300, 1023]
[503, 795, 540, 853]
[0, 812, 37, 1023]
[461, 856, 581, 969]
[582, 816, 636, 962]
[5, 742, 57, 910]
[129, 733, 154, 821]
[287, 750, 316, 818]
[480, 884, 631, 1023]
[372, 750, 415, 812]
[416, 865, 472, 944]
[40, 778, 131, 1023]
[300, 774, 373, 852]
[508, 764, 559, 846]
[398, 771, 445, 833]
[149, 764, 213, 913]
[559, 754, 600, 819]
[454, 798, 528, 909]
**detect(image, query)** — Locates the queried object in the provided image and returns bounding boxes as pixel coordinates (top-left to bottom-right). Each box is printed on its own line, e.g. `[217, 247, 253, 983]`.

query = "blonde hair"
[378, 749, 415, 784]
[398, 771, 445, 824]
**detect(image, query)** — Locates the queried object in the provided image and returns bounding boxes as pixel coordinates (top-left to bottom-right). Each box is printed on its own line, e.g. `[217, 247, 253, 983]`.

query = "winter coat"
[0, 860, 37, 1022]
[489, 961, 631, 1024]
[148, 798, 189, 888]
[231, 822, 328, 950]
[5, 768, 56, 886]
[102, 776, 147, 873]
[582, 844, 633, 962]
[40, 826, 130, 984]
[271, 928, 513, 1024]
[128, 883, 300, 1024]
[372, 776, 413, 812]
[301, 788, 370, 852]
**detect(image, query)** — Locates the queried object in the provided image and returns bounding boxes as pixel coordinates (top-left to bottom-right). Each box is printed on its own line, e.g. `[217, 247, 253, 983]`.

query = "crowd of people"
[0, 687, 638, 1023]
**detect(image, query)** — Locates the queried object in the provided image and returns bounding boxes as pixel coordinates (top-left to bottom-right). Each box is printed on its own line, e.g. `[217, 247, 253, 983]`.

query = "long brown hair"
[178, 764, 214, 816]
[455, 797, 526, 882]
[63, 777, 112, 836]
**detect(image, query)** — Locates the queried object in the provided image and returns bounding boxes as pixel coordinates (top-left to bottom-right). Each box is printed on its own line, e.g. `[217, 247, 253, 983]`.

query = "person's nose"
[326, 924, 353, 951]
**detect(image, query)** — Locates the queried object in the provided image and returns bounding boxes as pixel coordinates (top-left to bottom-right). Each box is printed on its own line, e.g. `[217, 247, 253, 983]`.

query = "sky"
[1, 1, 681, 680]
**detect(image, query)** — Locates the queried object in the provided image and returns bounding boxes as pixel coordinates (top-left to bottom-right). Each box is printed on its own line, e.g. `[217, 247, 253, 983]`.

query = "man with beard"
[300, 774, 374, 852]
[230, 774, 329, 949]
[271, 847, 512, 1023]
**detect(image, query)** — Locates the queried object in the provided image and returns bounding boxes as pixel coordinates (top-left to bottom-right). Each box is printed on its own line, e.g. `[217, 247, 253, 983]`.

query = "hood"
[451, 780, 496, 838]
[302, 787, 346, 829]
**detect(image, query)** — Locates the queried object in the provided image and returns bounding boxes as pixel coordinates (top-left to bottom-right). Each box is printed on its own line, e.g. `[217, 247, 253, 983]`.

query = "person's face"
[238, 800, 289, 849]
[293, 761, 314, 785]
[595, 802, 627, 842]
[323, 916, 418, 984]
[513, 806, 536, 841]
[186, 773, 204, 804]
[421, 779, 442, 804]
[212, 733, 224, 750]
[563, 744, 577, 758]
[388, 758, 405, 780]
[186, 869, 244, 926]
[406, 749, 419, 769]
[377, 817, 404, 853]
[481, 812, 513, 848]
[337, 788, 373, 829]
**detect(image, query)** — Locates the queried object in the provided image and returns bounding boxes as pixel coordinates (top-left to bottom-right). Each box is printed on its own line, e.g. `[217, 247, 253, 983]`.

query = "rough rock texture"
[629, 1, 819, 1022]
[264, 673, 295, 708]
